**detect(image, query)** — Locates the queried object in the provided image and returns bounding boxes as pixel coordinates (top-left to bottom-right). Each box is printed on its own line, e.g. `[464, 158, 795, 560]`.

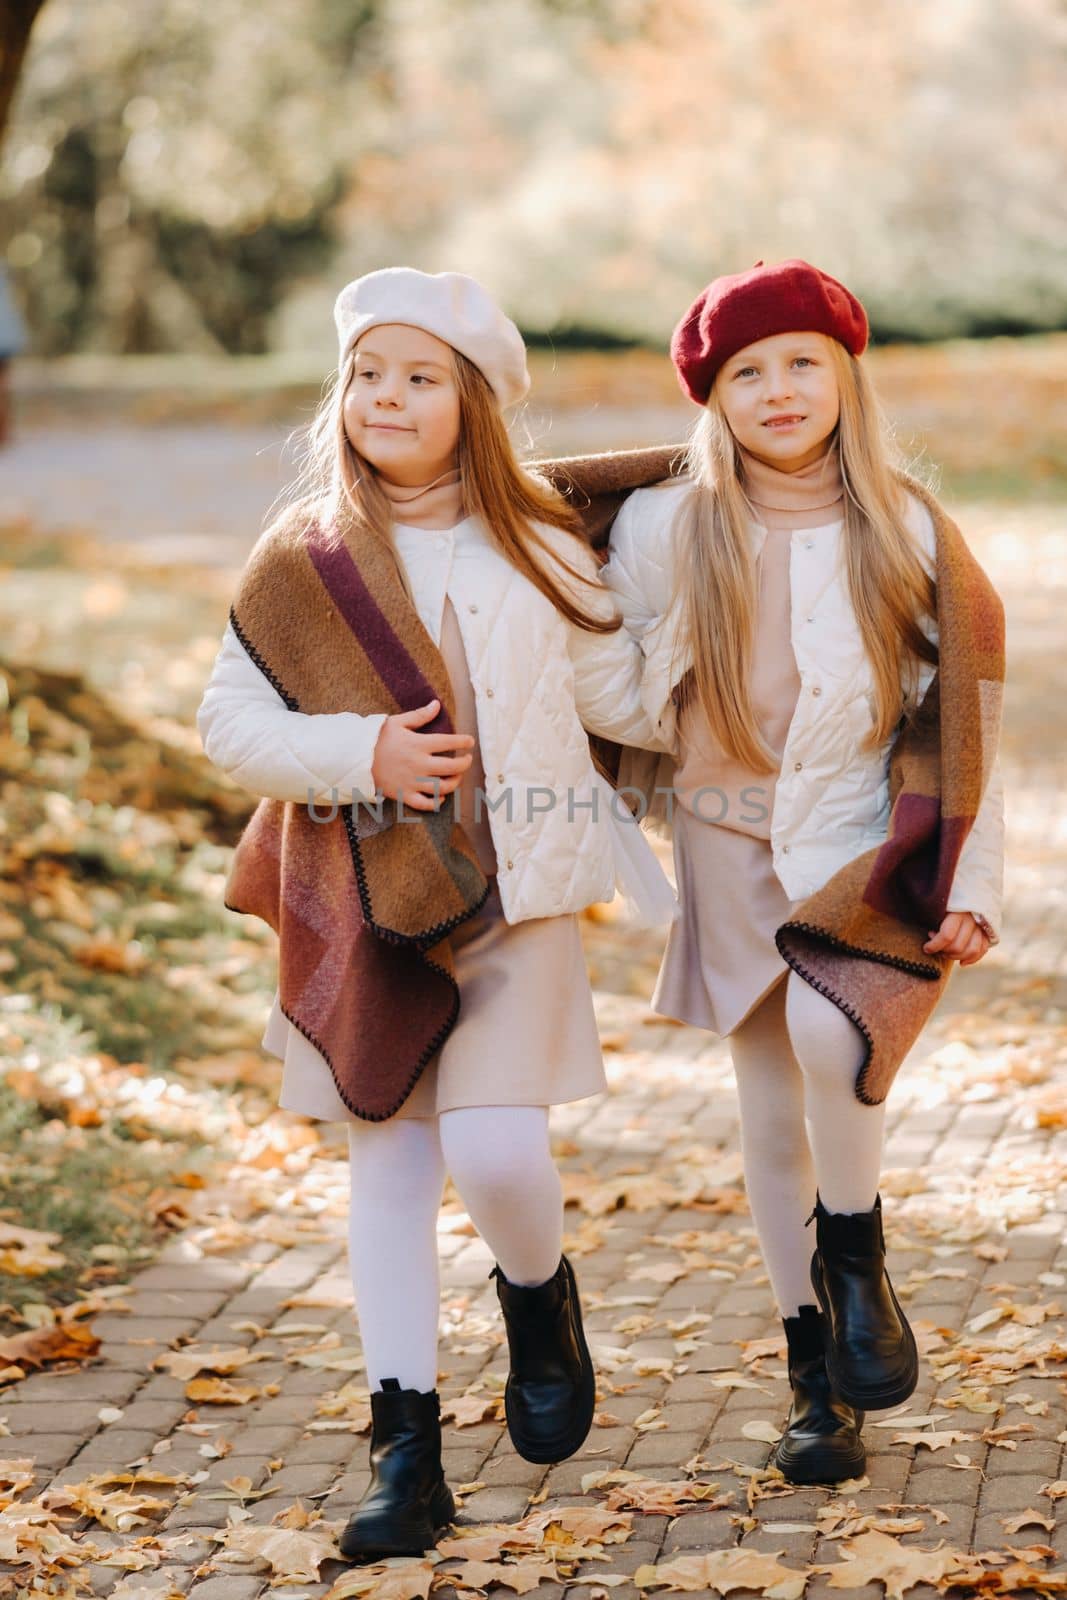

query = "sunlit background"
[5, 0, 1067, 353]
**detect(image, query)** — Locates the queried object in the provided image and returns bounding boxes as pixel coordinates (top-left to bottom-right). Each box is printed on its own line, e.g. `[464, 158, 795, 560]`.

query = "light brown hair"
[674, 342, 937, 771]
[283, 347, 621, 635]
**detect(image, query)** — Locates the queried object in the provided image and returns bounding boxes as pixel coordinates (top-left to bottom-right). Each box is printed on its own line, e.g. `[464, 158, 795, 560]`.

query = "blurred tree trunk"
[0, 0, 48, 145]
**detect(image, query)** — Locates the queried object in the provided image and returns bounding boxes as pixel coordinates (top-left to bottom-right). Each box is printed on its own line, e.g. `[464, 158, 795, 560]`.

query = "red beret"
[670, 259, 869, 405]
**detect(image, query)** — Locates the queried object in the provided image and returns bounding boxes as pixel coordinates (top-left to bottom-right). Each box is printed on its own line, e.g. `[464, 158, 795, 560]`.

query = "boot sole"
[339, 1486, 455, 1562]
[811, 1252, 919, 1411]
[504, 1260, 597, 1465]
[774, 1434, 866, 1485]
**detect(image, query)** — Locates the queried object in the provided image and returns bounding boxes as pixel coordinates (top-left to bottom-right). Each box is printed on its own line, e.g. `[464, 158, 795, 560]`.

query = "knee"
[737, 1100, 809, 1173]
[785, 978, 866, 1088]
[439, 1113, 558, 1214]
[449, 1144, 554, 1213]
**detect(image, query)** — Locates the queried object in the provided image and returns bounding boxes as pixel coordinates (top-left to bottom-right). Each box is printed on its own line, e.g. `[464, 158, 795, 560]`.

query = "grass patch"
[0, 1079, 205, 1323]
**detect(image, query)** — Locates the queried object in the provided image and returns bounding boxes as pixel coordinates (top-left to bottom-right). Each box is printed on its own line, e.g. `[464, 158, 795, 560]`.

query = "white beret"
[334, 267, 530, 409]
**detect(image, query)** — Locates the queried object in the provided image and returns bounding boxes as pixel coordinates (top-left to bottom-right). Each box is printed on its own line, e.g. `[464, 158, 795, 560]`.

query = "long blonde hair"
[280, 346, 621, 635]
[674, 342, 938, 771]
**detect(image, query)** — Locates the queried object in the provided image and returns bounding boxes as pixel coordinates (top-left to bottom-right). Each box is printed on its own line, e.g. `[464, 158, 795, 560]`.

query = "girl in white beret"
[196, 267, 674, 1559]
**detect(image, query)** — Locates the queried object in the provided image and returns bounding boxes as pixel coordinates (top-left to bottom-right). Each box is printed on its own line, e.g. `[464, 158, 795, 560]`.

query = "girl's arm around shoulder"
[531, 521, 671, 752]
[196, 621, 388, 804]
[599, 476, 692, 641]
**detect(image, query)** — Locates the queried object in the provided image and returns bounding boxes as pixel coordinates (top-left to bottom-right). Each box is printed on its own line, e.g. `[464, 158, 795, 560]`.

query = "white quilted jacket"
[601, 476, 1005, 938]
[197, 512, 672, 925]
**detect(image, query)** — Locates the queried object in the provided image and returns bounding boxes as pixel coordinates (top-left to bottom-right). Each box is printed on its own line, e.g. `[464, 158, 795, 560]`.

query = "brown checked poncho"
[536, 447, 1006, 1106]
[223, 498, 489, 1121]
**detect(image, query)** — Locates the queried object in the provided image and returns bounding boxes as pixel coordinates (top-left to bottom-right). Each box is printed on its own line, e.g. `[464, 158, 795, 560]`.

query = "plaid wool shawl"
[223, 498, 489, 1120]
[537, 447, 1006, 1105]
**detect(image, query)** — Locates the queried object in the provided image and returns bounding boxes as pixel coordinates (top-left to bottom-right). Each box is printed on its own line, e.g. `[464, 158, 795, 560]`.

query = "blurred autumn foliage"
[0, 519, 283, 1315]
[2, 0, 1066, 356]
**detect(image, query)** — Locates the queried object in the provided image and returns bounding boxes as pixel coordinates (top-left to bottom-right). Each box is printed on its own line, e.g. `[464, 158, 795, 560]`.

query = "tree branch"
[0, 0, 49, 147]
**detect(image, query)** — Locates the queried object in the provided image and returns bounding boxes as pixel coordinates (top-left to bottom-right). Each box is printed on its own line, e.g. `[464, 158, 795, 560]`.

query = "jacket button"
[812, 686, 822, 697]
[496, 772, 504, 783]
[783, 844, 790, 853]
[794, 761, 803, 771]
[506, 859, 514, 870]
[469, 603, 478, 613]
[486, 687, 494, 697]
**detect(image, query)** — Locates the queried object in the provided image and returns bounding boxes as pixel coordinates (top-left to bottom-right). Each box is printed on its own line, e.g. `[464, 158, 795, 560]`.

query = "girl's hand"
[371, 699, 474, 812]
[923, 911, 990, 967]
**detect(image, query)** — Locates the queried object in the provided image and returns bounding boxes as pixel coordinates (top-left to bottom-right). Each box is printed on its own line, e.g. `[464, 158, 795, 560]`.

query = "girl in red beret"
[599, 259, 1005, 1485]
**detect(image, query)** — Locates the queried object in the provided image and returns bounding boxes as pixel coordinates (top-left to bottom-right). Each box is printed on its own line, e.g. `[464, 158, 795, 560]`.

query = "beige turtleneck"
[377, 464, 465, 530]
[672, 443, 844, 835]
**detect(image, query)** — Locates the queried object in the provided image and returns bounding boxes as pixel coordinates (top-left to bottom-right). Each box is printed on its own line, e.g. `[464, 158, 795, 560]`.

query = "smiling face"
[712, 331, 841, 470]
[342, 323, 462, 487]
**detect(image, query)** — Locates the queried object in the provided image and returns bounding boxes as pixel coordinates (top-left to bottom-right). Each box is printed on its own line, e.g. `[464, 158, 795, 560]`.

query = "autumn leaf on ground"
[440, 1393, 503, 1427]
[91, 1538, 165, 1571]
[322, 1560, 436, 1600]
[957, 1556, 1067, 1594]
[599, 1476, 733, 1515]
[1044, 1481, 1067, 1501]
[891, 1428, 977, 1451]
[444, 1557, 560, 1593]
[199, 1473, 277, 1503]
[0, 1223, 66, 1275]
[107, 1586, 187, 1600]
[668, 1313, 714, 1337]
[816, 1504, 926, 1539]
[813, 1530, 964, 1600]
[213, 1512, 341, 1583]
[75, 935, 150, 974]
[184, 1376, 261, 1405]
[314, 1379, 373, 1433]
[635, 1547, 807, 1598]
[439, 1506, 632, 1565]
[1002, 1507, 1056, 1533]
[285, 1333, 364, 1372]
[742, 1420, 783, 1444]
[439, 1528, 529, 1563]
[0, 1319, 100, 1376]
[638, 1260, 687, 1284]
[0, 1504, 99, 1573]
[739, 1333, 787, 1364]
[870, 1413, 948, 1429]
[41, 1469, 189, 1531]
[152, 1345, 267, 1381]
[633, 1357, 675, 1378]
[522, 1504, 633, 1552]
[0, 1459, 36, 1506]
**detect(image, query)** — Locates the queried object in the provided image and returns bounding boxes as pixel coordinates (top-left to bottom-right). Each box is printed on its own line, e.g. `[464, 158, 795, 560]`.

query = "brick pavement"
[1, 506, 1064, 1595]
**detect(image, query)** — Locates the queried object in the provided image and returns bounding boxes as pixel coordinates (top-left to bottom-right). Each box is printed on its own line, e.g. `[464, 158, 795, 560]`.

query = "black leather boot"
[339, 1379, 455, 1561]
[492, 1255, 596, 1463]
[810, 1193, 918, 1410]
[774, 1304, 866, 1484]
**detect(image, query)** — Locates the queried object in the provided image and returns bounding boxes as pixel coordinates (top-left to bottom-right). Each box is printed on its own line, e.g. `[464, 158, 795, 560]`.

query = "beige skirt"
[274, 876, 607, 1122]
[653, 803, 801, 1037]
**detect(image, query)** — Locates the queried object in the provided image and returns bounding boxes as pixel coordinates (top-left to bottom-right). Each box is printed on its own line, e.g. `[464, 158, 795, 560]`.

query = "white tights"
[729, 974, 886, 1319]
[346, 1106, 564, 1392]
